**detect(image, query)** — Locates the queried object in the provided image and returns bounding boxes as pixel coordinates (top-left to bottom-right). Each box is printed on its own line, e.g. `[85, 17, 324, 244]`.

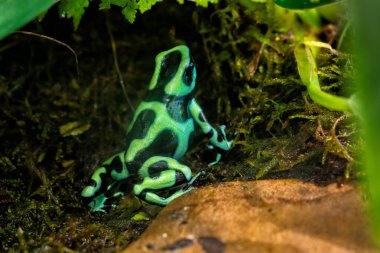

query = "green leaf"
[188, 0, 218, 8]
[99, 0, 111, 9]
[272, 0, 340, 9]
[122, 0, 138, 23]
[100, 0, 129, 9]
[294, 43, 352, 112]
[131, 212, 150, 221]
[138, 0, 162, 14]
[0, 0, 55, 40]
[99, 0, 137, 23]
[59, 0, 90, 30]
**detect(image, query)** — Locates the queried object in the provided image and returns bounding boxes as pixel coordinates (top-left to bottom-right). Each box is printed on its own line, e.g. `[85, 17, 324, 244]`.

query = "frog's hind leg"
[81, 151, 130, 212]
[133, 156, 200, 206]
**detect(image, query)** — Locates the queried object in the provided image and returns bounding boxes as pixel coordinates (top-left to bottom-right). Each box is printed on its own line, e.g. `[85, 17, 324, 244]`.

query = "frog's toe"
[181, 186, 196, 195]
[218, 125, 227, 137]
[83, 190, 123, 213]
[85, 196, 107, 213]
[183, 171, 205, 189]
[219, 124, 237, 142]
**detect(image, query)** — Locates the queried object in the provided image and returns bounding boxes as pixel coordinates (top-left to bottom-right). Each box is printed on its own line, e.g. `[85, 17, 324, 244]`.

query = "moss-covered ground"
[0, 1, 356, 251]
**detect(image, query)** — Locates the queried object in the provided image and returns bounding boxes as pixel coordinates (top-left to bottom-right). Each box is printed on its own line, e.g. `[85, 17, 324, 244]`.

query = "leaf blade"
[0, 0, 55, 40]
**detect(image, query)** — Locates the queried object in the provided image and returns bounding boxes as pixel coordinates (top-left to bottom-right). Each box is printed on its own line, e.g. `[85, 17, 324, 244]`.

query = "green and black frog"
[81, 45, 233, 212]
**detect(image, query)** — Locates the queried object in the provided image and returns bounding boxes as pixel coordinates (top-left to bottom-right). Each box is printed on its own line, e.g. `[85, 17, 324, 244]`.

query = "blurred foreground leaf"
[0, 0, 55, 40]
[272, 0, 340, 9]
[59, 0, 90, 30]
[354, 0, 380, 245]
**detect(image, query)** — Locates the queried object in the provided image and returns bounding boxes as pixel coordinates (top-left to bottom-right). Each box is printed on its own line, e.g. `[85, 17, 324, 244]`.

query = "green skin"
[81, 45, 233, 212]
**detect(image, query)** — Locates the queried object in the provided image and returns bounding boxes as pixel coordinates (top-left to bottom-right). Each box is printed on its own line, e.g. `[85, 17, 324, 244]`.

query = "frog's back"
[123, 93, 194, 174]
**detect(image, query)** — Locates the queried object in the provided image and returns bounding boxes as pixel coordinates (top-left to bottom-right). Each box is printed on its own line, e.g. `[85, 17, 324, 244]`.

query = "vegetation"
[354, 0, 380, 243]
[272, 0, 340, 9]
[0, 0, 365, 251]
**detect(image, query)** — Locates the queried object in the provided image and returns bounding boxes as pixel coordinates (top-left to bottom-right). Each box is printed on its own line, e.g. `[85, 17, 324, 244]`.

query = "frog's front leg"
[133, 156, 197, 206]
[188, 98, 233, 165]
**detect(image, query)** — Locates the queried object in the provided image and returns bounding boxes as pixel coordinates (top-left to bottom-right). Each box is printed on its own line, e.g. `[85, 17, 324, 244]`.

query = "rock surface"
[124, 180, 378, 253]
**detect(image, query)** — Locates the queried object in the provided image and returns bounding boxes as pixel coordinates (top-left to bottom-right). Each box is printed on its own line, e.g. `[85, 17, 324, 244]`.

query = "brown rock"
[124, 180, 378, 253]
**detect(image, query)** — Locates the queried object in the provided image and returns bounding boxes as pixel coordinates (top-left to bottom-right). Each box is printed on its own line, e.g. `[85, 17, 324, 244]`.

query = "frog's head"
[149, 45, 196, 96]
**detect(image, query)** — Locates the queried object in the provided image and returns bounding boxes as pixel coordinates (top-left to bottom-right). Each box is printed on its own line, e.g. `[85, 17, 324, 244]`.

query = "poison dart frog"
[81, 45, 233, 212]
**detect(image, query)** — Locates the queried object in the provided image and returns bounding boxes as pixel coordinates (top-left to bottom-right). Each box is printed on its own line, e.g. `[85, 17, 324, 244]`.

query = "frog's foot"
[83, 193, 121, 213]
[133, 160, 193, 206]
[207, 126, 237, 166]
[208, 153, 222, 167]
[142, 187, 196, 206]
[208, 125, 235, 152]
[183, 170, 205, 190]
[218, 124, 235, 148]
[82, 193, 117, 213]
[83, 182, 126, 212]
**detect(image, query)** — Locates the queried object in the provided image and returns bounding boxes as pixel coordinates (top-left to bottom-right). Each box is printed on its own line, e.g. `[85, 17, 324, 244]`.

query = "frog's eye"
[156, 52, 181, 90]
[183, 63, 194, 86]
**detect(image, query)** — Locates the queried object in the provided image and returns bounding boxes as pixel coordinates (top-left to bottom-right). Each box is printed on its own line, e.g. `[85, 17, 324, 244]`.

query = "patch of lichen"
[0, 0, 356, 251]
